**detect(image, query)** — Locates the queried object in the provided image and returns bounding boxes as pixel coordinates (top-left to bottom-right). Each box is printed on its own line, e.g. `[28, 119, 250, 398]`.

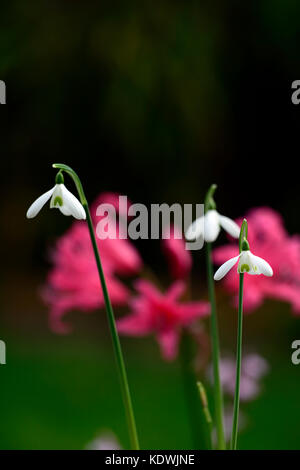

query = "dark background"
[1, 0, 300, 449]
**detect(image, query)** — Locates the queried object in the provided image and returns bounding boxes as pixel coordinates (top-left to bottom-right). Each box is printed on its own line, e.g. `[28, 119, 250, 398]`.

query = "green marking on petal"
[53, 196, 63, 207]
[240, 264, 250, 273]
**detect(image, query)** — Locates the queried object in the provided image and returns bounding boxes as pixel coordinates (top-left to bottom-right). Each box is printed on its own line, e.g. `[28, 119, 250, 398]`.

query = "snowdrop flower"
[185, 185, 240, 243]
[26, 173, 86, 220]
[186, 209, 240, 243]
[214, 242, 273, 281]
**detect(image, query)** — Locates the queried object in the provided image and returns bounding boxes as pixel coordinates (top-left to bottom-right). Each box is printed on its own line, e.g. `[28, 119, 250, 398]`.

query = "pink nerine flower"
[42, 193, 143, 333]
[117, 279, 210, 360]
[162, 225, 192, 280]
[213, 207, 300, 312]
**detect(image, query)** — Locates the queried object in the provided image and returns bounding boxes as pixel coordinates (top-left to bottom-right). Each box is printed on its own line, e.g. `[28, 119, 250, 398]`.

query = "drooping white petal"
[60, 185, 86, 220]
[59, 204, 72, 216]
[26, 187, 55, 218]
[250, 253, 273, 277]
[214, 255, 240, 281]
[204, 210, 220, 242]
[219, 214, 240, 238]
[185, 215, 204, 241]
[237, 250, 273, 276]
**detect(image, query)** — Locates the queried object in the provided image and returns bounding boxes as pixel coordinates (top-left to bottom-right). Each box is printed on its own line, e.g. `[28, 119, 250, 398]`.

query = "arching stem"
[53, 163, 140, 450]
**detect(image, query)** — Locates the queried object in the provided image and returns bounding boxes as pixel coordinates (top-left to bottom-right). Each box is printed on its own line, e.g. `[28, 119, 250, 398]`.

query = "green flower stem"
[53, 164, 140, 450]
[197, 382, 213, 450]
[180, 331, 205, 449]
[85, 207, 139, 450]
[230, 273, 244, 450]
[205, 242, 226, 450]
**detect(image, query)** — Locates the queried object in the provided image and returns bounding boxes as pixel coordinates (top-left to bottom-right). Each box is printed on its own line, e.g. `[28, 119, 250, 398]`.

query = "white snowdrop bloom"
[214, 250, 273, 281]
[26, 184, 86, 220]
[185, 209, 240, 243]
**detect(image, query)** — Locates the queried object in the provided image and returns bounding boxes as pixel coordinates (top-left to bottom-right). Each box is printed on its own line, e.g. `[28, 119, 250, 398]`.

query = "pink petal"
[177, 301, 210, 323]
[158, 329, 179, 361]
[133, 279, 162, 300]
[117, 314, 151, 336]
[166, 280, 186, 301]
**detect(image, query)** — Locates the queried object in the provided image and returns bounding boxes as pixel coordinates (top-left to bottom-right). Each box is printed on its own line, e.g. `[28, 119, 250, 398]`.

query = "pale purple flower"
[85, 432, 121, 450]
[208, 353, 269, 402]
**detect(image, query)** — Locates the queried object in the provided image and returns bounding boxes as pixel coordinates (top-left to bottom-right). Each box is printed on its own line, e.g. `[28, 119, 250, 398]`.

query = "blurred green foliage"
[1, 299, 300, 449]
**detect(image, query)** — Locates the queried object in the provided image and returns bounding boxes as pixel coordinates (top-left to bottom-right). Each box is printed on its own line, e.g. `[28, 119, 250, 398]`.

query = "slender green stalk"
[205, 242, 226, 450]
[53, 164, 139, 450]
[85, 207, 139, 450]
[197, 382, 213, 450]
[230, 273, 244, 450]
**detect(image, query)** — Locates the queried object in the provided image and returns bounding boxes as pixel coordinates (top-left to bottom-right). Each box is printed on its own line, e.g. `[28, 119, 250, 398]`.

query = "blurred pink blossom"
[162, 225, 192, 280]
[117, 279, 210, 360]
[42, 193, 142, 333]
[213, 207, 300, 313]
[90, 192, 129, 217]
